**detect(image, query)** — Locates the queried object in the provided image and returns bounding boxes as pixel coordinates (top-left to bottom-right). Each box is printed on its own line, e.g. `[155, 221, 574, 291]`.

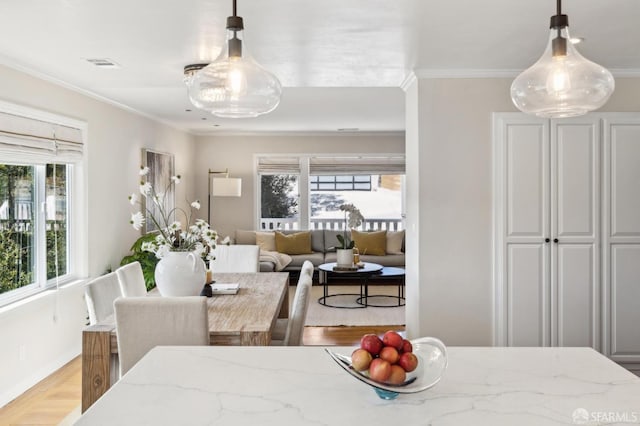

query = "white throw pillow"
[255, 231, 276, 251]
[386, 230, 404, 254]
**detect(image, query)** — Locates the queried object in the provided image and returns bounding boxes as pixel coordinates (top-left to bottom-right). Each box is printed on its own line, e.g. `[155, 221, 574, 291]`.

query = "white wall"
[192, 133, 405, 238]
[405, 77, 640, 346]
[0, 64, 196, 407]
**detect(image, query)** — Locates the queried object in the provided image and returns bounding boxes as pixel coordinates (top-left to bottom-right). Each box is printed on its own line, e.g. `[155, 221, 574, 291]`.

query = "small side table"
[317, 262, 383, 309]
[357, 266, 405, 307]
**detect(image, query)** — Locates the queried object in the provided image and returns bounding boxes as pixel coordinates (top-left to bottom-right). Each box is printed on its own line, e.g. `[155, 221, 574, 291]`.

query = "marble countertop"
[77, 346, 640, 426]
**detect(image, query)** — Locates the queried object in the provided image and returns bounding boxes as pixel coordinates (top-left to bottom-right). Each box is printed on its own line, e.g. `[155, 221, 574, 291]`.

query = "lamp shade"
[186, 17, 281, 118]
[511, 23, 614, 118]
[211, 177, 242, 197]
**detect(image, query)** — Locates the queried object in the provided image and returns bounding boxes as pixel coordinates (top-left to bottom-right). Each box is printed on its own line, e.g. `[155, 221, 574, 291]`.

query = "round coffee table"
[356, 266, 405, 307]
[317, 262, 383, 309]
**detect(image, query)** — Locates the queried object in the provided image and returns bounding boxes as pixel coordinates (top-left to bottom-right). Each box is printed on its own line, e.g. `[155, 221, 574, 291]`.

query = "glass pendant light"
[511, 0, 614, 118]
[186, 0, 282, 118]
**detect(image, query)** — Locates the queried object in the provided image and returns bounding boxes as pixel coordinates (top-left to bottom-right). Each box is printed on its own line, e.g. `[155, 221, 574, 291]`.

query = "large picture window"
[0, 101, 84, 306]
[0, 164, 69, 295]
[257, 155, 405, 231]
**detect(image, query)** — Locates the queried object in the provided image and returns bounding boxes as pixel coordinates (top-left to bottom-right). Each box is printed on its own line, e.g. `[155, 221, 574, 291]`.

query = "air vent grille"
[85, 58, 120, 68]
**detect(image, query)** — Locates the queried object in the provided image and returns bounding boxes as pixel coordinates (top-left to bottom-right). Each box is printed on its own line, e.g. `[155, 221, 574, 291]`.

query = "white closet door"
[498, 116, 551, 346]
[550, 119, 600, 349]
[603, 117, 640, 363]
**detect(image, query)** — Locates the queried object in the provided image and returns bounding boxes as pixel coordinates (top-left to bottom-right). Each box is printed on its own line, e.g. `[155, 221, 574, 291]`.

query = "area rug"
[299, 285, 406, 327]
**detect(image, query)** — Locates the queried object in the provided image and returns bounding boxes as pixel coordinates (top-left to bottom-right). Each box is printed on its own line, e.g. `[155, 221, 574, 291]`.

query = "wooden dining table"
[81, 272, 289, 412]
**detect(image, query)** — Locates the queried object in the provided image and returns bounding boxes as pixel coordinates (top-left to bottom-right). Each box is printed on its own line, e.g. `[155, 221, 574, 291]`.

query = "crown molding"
[412, 68, 640, 79]
[192, 130, 405, 138]
[413, 69, 520, 79]
[399, 72, 417, 91]
[0, 54, 196, 136]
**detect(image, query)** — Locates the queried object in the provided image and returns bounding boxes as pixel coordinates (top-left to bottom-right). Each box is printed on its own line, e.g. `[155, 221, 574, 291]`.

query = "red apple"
[360, 333, 383, 356]
[398, 352, 419, 372]
[379, 346, 400, 364]
[382, 330, 404, 351]
[368, 358, 391, 383]
[387, 365, 407, 385]
[401, 339, 413, 353]
[351, 348, 373, 371]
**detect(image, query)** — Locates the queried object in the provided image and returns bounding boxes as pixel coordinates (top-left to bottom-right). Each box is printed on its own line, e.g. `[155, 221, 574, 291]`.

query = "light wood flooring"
[0, 325, 404, 425]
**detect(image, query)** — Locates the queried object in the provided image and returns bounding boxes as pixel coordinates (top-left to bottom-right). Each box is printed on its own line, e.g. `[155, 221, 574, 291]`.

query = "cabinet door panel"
[507, 244, 548, 346]
[551, 119, 600, 350]
[506, 123, 549, 239]
[603, 118, 640, 362]
[610, 245, 640, 358]
[556, 244, 597, 348]
[610, 126, 640, 237]
[554, 122, 598, 239]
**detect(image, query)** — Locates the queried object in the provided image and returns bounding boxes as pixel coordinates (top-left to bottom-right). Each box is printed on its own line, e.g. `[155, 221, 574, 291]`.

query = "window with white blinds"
[256, 156, 301, 175]
[0, 100, 86, 306]
[309, 156, 405, 175]
[0, 106, 84, 164]
[256, 154, 405, 231]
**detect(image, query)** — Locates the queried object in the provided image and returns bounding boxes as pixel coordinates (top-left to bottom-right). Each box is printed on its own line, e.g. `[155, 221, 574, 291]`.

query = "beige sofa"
[234, 229, 405, 273]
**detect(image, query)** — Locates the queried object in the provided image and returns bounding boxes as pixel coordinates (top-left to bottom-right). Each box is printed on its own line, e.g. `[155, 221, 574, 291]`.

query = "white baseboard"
[0, 348, 80, 408]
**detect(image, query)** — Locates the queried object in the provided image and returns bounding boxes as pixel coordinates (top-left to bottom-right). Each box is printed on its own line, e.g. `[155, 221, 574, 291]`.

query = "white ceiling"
[0, 0, 638, 135]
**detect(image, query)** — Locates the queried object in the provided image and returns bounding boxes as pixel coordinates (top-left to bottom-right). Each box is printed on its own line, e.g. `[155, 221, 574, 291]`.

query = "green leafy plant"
[120, 233, 160, 291]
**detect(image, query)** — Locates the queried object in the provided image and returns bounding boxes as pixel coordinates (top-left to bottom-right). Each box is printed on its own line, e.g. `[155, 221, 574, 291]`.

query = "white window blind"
[257, 156, 301, 174]
[309, 155, 405, 175]
[0, 110, 84, 163]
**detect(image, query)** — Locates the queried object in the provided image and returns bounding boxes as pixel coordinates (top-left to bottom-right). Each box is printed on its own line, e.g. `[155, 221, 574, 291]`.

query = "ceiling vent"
[85, 58, 120, 68]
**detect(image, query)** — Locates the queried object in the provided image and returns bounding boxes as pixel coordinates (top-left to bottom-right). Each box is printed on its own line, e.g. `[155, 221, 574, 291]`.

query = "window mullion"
[299, 157, 310, 229]
[35, 165, 46, 288]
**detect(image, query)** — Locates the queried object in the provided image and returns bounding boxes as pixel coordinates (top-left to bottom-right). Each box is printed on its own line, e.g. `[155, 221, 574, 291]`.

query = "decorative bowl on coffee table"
[325, 336, 448, 400]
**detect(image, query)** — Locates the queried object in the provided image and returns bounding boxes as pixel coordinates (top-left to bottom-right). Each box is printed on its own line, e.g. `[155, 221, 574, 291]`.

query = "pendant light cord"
[233, 0, 237, 17]
[557, 0, 561, 16]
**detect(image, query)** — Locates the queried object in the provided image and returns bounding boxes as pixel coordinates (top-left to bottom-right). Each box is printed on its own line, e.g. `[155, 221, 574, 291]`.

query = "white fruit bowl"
[325, 336, 448, 400]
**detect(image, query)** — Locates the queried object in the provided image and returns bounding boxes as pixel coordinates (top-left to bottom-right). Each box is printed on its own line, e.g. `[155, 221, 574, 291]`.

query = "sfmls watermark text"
[573, 408, 640, 424]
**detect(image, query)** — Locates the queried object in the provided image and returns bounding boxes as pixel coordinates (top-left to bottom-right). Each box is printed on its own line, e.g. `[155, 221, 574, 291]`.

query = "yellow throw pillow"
[255, 231, 276, 251]
[274, 231, 313, 255]
[351, 229, 387, 256]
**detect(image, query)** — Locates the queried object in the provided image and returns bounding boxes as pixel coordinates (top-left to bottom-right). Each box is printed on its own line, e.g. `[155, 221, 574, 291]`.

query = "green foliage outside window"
[261, 175, 298, 218]
[0, 227, 32, 293]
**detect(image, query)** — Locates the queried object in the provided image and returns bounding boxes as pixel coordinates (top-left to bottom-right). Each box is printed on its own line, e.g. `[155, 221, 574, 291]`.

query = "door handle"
[553, 238, 559, 243]
[545, 238, 550, 243]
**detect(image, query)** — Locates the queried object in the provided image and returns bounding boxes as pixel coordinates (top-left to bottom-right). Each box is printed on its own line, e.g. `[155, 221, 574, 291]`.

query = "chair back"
[284, 260, 314, 346]
[114, 296, 209, 376]
[210, 245, 260, 273]
[116, 261, 147, 297]
[85, 272, 122, 324]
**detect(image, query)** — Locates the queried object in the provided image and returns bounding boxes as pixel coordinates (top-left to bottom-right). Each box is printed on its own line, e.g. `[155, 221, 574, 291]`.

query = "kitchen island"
[77, 345, 640, 425]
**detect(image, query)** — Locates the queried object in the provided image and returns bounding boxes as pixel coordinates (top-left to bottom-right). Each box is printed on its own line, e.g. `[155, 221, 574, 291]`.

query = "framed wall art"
[141, 149, 175, 234]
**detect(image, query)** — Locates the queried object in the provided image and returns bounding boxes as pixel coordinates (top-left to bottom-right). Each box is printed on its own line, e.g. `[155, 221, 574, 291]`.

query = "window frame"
[0, 100, 87, 307]
[255, 154, 405, 231]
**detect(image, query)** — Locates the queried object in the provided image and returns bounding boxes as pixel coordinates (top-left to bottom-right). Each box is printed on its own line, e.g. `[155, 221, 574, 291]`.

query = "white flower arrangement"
[129, 166, 217, 260]
[336, 203, 364, 249]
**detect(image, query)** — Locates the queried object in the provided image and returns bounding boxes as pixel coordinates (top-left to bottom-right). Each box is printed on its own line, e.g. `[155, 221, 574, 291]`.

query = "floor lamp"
[208, 169, 242, 226]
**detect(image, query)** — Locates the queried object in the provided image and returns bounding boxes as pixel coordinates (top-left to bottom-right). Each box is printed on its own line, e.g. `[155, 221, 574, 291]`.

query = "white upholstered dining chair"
[84, 271, 122, 325]
[115, 261, 147, 297]
[114, 296, 210, 376]
[271, 260, 314, 346]
[209, 244, 260, 273]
